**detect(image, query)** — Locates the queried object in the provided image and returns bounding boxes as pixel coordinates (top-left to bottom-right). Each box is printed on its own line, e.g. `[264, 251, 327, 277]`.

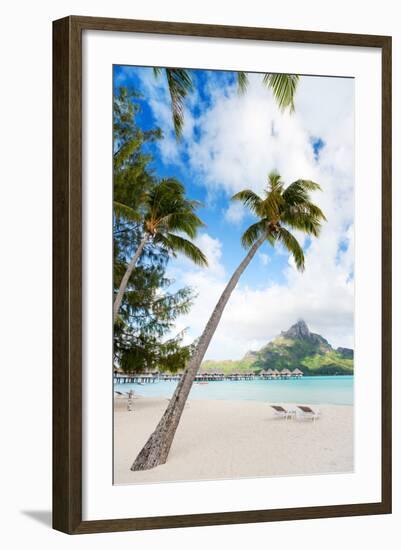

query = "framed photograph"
[53, 16, 392, 534]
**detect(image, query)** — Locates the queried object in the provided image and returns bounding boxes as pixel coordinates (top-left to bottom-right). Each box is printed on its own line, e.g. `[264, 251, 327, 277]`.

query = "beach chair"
[270, 405, 294, 420]
[114, 390, 135, 411]
[296, 405, 321, 422]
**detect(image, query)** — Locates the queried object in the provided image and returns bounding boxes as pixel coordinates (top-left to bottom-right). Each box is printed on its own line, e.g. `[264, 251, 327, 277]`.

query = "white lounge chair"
[296, 405, 321, 422]
[270, 405, 295, 420]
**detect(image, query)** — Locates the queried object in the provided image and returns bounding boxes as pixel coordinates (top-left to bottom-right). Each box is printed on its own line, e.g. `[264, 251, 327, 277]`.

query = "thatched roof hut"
[292, 368, 304, 377]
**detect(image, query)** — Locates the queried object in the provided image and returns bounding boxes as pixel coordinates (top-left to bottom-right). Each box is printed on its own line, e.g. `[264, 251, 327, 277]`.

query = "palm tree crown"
[232, 171, 327, 271]
[113, 178, 207, 322]
[142, 178, 208, 266]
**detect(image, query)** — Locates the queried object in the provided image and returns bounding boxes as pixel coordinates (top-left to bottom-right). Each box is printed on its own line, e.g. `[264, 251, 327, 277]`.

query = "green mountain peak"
[201, 320, 353, 376]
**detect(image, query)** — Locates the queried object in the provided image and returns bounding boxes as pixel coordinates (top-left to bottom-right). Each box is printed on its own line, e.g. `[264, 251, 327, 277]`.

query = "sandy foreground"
[114, 396, 353, 485]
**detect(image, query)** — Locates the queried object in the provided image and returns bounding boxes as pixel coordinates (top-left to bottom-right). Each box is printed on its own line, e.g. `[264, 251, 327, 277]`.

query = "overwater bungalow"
[114, 367, 306, 385]
[195, 371, 225, 381]
[209, 371, 224, 381]
[292, 368, 304, 378]
[259, 368, 274, 379]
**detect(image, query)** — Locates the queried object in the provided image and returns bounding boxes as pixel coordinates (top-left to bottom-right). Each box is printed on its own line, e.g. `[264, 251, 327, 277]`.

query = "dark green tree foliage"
[113, 87, 195, 373]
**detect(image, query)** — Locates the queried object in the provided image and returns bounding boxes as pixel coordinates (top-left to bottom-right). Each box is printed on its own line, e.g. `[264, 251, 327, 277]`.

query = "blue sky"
[114, 65, 355, 359]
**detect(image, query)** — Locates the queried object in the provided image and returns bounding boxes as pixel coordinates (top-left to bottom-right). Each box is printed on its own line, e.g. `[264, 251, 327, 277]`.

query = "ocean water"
[115, 375, 354, 406]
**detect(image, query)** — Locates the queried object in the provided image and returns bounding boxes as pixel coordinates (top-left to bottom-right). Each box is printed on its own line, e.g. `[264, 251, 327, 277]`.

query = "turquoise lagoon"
[115, 375, 354, 406]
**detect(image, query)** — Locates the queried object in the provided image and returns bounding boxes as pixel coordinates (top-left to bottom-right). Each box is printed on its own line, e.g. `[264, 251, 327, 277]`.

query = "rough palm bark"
[113, 235, 148, 322]
[131, 233, 266, 470]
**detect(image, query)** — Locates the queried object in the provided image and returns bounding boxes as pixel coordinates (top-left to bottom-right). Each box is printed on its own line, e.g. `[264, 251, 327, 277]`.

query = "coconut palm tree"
[131, 171, 327, 470]
[113, 178, 208, 322]
[155, 68, 299, 138]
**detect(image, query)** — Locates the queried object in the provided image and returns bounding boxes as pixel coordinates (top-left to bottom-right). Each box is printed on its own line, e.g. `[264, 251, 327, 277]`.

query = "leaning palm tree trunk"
[113, 235, 148, 322]
[131, 233, 266, 470]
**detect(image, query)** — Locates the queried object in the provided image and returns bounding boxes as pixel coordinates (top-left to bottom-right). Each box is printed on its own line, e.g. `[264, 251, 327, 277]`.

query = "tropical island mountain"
[201, 320, 353, 376]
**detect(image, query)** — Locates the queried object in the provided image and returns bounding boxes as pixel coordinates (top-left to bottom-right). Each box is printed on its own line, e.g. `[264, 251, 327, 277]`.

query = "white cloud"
[258, 252, 270, 266]
[186, 75, 318, 196]
[194, 233, 225, 278]
[142, 71, 354, 359]
[224, 202, 246, 224]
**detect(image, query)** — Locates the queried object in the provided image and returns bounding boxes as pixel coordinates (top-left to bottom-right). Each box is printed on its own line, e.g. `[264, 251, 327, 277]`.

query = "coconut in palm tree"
[113, 178, 208, 322]
[131, 171, 327, 471]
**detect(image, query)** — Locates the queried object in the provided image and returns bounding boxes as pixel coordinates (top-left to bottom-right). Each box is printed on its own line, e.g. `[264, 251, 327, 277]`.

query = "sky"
[114, 65, 355, 360]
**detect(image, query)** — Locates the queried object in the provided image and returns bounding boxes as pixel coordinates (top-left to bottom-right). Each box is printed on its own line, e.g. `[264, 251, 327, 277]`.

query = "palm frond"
[231, 189, 263, 216]
[268, 171, 284, 191]
[261, 172, 284, 220]
[241, 220, 268, 249]
[262, 73, 299, 112]
[281, 201, 326, 236]
[155, 233, 208, 267]
[152, 178, 186, 201]
[277, 227, 305, 271]
[281, 209, 324, 236]
[237, 71, 249, 94]
[147, 178, 185, 218]
[264, 193, 283, 221]
[281, 179, 326, 234]
[146, 179, 205, 238]
[113, 201, 142, 222]
[265, 231, 276, 247]
[165, 68, 193, 139]
[283, 179, 322, 204]
[156, 211, 205, 239]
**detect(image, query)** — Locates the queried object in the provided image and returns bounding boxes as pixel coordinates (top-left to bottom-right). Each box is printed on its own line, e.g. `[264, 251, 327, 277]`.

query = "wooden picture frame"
[53, 15, 392, 534]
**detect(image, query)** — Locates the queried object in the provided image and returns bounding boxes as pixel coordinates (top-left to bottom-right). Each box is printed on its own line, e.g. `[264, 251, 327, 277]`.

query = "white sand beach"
[114, 396, 353, 484]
